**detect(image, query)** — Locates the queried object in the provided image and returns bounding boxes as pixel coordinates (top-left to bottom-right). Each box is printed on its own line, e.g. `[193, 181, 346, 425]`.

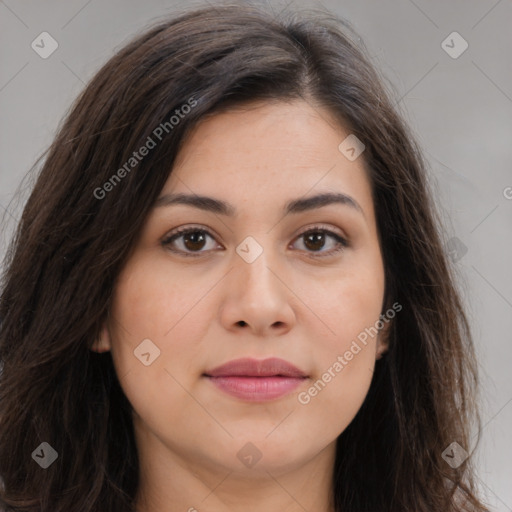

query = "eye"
[162, 226, 220, 257]
[291, 225, 348, 258]
[162, 224, 348, 258]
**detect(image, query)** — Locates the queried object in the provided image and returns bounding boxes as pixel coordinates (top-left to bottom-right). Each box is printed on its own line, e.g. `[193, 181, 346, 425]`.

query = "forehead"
[160, 100, 374, 219]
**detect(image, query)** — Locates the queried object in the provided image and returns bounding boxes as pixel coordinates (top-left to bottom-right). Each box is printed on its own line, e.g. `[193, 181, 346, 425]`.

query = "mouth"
[203, 357, 309, 402]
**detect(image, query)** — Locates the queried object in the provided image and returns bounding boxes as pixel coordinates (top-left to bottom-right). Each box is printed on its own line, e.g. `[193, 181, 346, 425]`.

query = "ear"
[376, 317, 392, 360]
[90, 323, 112, 353]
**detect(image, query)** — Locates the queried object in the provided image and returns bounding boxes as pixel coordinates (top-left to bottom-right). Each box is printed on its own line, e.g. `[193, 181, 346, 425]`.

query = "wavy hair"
[0, 2, 489, 511]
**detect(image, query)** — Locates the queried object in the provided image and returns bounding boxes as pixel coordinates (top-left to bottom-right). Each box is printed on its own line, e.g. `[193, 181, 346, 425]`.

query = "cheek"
[109, 253, 207, 344]
[296, 304, 379, 442]
[106, 258, 211, 436]
[306, 251, 385, 355]
[107, 250, 220, 384]
[298, 353, 374, 446]
[295, 255, 384, 430]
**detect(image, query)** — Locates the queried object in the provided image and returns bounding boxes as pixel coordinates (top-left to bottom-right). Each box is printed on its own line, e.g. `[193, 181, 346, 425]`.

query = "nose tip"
[221, 254, 295, 336]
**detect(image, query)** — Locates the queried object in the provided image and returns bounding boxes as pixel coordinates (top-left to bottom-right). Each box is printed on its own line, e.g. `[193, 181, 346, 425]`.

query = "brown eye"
[162, 227, 219, 257]
[303, 232, 326, 251]
[180, 230, 207, 251]
[292, 227, 348, 257]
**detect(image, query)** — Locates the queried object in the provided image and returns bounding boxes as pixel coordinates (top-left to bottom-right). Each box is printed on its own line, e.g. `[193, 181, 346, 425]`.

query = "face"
[96, 100, 388, 479]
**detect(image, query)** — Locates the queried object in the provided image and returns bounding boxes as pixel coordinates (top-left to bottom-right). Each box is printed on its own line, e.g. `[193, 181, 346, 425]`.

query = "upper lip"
[205, 357, 308, 378]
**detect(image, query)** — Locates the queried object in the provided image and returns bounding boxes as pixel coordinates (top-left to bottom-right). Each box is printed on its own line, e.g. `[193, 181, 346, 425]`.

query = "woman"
[0, 2, 490, 511]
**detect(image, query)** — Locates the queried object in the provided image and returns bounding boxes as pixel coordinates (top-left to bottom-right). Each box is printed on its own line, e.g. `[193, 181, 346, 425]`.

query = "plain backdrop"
[1, 0, 511, 510]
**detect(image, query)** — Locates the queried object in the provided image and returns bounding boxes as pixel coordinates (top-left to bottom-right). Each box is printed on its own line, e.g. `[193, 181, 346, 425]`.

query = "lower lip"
[206, 376, 306, 402]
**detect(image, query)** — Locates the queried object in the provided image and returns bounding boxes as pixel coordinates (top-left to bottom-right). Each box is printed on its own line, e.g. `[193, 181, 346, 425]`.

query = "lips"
[205, 357, 307, 378]
[204, 357, 308, 402]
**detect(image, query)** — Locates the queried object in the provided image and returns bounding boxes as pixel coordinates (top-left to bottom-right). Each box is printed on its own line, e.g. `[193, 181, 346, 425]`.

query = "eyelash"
[161, 224, 349, 259]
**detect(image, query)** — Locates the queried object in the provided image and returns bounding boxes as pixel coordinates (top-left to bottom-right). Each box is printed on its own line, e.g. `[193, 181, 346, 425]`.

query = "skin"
[93, 99, 390, 512]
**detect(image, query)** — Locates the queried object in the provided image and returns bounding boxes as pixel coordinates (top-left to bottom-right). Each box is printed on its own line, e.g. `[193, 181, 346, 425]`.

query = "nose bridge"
[235, 235, 279, 298]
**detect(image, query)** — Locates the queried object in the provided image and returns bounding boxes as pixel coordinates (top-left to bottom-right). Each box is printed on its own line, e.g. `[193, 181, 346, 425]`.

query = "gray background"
[1, 0, 511, 509]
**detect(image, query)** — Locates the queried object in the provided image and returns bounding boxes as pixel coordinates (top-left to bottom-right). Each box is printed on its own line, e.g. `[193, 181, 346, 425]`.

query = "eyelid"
[161, 223, 221, 245]
[291, 223, 348, 244]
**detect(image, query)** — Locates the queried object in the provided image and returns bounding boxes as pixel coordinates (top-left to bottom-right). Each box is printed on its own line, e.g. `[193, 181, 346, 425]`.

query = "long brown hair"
[0, 2, 490, 511]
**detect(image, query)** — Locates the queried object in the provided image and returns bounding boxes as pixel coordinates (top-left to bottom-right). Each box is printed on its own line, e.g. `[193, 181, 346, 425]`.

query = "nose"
[219, 247, 296, 337]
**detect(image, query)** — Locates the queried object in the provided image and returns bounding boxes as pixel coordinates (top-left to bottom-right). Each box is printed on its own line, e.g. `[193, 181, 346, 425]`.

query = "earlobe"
[376, 345, 388, 360]
[376, 319, 392, 360]
[91, 324, 112, 353]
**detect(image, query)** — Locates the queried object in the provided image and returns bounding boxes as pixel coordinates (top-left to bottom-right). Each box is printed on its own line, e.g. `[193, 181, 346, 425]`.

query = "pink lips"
[204, 357, 308, 402]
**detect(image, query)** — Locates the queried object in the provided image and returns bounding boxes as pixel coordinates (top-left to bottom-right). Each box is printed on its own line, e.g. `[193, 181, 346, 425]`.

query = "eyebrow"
[154, 191, 364, 217]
